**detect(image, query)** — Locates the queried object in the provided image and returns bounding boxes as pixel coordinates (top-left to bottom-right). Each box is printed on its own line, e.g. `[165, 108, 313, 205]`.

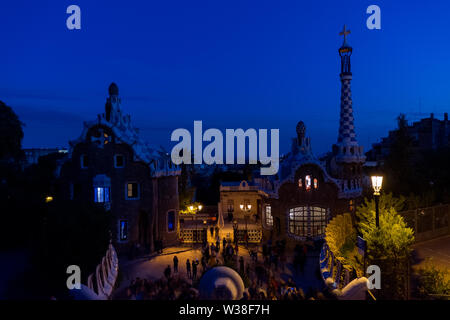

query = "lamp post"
[188, 204, 202, 242]
[240, 203, 252, 231]
[371, 176, 383, 228]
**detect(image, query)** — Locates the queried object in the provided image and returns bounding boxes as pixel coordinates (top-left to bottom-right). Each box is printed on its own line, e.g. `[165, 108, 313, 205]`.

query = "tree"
[0, 101, 24, 161]
[416, 264, 450, 299]
[356, 194, 415, 299]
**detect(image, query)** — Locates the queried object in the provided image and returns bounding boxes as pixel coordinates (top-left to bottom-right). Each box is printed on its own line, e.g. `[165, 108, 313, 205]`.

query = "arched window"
[305, 175, 312, 191]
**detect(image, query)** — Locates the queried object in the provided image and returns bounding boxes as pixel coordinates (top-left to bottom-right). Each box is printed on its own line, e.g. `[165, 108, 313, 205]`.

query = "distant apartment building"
[23, 148, 68, 167]
[366, 113, 450, 162]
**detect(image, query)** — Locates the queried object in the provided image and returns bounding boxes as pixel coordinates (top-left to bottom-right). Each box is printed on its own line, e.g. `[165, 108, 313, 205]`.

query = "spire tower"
[331, 26, 365, 198]
[334, 25, 365, 162]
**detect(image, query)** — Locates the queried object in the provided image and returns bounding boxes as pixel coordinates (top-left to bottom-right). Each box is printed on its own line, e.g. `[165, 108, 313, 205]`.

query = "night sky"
[1, 0, 450, 155]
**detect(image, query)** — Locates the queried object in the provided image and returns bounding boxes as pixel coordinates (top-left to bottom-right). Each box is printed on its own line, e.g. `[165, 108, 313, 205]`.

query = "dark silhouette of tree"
[384, 114, 416, 196]
[0, 101, 24, 161]
[381, 113, 450, 207]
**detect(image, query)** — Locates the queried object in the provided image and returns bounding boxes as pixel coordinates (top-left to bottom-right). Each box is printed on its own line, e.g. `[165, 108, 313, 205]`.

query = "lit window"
[288, 206, 328, 238]
[126, 182, 139, 200]
[289, 207, 308, 237]
[313, 178, 318, 189]
[81, 154, 89, 168]
[298, 179, 303, 188]
[265, 206, 273, 227]
[119, 220, 128, 241]
[167, 211, 175, 232]
[349, 200, 354, 212]
[94, 187, 110, 203]
[114, 154, 125, 168]
[305, 175, 312, 191]
[103, 133, 109, 145]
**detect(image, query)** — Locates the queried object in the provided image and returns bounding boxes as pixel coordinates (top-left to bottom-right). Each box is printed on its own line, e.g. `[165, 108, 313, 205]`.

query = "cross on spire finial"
[339, 25, 350, 45]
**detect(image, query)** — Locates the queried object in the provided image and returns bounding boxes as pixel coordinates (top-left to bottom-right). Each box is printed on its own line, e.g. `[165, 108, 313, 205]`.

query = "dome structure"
[198, 266, 245, 300]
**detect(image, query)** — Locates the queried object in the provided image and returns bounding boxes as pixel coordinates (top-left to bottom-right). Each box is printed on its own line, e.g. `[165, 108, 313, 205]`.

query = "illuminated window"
[103, 133, 109, 145]
[310, 207, 327, 236]
[313, 178, 318, 189]
[114, 154, 125, 168]
[265, 206, 273, 227]
[119, 220, 128, 241]
[298, 178, 303, 188]
[305, 175, 312, 191]
[289, 207, 308, 237]
[81, 154, 89, 168]
[349, 199, 354, 212]
[167, 211, 175, 232]
[126, 182, 140, 200]
[94, 187, 110, 203]
[288, 206, 328, 238]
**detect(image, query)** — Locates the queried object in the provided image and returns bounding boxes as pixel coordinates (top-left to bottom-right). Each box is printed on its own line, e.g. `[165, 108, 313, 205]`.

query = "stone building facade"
[58, 83, 180, 253]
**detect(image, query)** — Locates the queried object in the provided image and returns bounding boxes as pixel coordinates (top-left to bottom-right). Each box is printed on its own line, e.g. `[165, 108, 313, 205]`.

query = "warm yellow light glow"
[371, 176, 383, 195]
[240, 204, 244, 210]
[247, 204, 252, 210]
[198, 205, 203, 211]
[189, 205, 194, 211]
[45, 196, 53, 203]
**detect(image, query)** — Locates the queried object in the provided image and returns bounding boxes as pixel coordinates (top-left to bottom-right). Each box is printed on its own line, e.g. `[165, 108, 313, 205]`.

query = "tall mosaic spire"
[334, 25, 365, 163]
[337, 25, 357, 146]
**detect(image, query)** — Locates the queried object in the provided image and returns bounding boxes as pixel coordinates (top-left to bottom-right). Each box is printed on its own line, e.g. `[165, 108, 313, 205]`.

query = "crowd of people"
[123, 238, 332, 300]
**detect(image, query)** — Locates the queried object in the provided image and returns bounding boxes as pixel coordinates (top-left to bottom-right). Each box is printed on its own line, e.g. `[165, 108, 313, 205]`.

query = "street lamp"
[240, 203, 252, 237]
[371, 175, 383, 228]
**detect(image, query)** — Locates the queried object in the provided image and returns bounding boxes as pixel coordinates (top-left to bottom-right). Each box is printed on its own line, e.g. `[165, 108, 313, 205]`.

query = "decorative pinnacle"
[339, 25, 351, 46]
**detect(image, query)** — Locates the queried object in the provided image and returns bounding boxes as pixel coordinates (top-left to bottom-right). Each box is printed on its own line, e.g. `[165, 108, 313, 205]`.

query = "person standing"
[239, 256, 245, 274]
[173, 255, 179, 273]
[164, 265, 171, 280]
[201, 256, 207, 273]
[216, 239, 220, 251]
[192, 259, 199, 281]
[222, 237, 227, 250]
[186, 259, 191, 279]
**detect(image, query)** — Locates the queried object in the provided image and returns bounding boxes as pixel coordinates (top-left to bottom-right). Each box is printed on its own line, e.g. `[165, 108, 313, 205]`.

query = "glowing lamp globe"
[371, 176, 383, 195]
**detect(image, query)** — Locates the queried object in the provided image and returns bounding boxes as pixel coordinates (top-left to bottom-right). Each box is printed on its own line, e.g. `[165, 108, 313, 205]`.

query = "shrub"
[416, 264, 450, 299]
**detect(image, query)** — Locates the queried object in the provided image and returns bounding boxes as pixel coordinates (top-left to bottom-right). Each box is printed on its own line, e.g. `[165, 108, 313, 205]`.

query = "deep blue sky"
[1, 0, 450, 155]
